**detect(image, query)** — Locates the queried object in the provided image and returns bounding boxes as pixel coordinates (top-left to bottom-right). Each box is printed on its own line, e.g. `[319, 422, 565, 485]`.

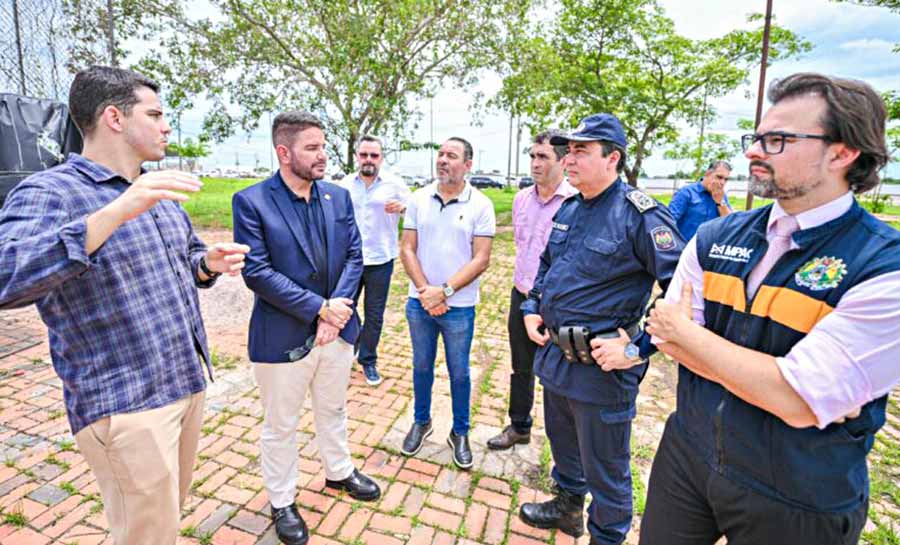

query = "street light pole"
[746, 0, 774, 211]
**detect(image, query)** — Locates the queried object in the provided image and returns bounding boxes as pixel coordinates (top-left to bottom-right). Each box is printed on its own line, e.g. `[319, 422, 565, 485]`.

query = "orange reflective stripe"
[750, 286, 833, 333]
[702, 271, 746, 313]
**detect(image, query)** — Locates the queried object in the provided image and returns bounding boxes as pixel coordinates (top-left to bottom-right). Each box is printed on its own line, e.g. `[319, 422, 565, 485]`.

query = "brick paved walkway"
[1, 229, 896, 545]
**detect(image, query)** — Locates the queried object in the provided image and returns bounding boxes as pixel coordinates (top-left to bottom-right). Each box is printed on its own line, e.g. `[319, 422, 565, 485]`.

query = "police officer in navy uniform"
[518, 113, 685, 545]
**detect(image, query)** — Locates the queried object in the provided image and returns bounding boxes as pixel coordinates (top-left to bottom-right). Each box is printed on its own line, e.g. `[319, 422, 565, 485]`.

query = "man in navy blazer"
[233, 111, 380, 545]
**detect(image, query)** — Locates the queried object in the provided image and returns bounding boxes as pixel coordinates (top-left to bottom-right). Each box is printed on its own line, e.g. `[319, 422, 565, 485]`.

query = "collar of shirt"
[281, 176, 320, 202]
[768, 191, 854, 237]
[352, 173, 382, 188]
[428, 180, 473, 204]
[66, 153, 135, 184]
[578, 177, 623, 206]
[529, 179, 577, 204]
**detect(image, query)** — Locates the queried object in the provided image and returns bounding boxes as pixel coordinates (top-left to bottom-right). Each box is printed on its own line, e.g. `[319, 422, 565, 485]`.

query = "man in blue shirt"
[0, 66, 249, 545]
[668, 160, 733, 241]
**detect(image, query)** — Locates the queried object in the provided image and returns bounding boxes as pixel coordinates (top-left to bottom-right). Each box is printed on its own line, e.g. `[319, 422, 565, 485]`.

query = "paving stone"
[197, 504, 238, 536]
[27, 483, 69, 506]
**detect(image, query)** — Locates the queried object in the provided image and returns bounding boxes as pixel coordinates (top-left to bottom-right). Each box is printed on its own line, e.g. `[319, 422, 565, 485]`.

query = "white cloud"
[838, 38, 896, 51]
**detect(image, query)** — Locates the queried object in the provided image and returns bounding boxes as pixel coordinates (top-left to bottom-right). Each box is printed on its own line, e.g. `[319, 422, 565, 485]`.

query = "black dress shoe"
[486, 425, 531, 450]
[401, 421, 433, 456]
[447, 431, 473, 469]
[325, 468, 381, 501]
[519, 487, 585, 537]
[270, 503, 309, 545]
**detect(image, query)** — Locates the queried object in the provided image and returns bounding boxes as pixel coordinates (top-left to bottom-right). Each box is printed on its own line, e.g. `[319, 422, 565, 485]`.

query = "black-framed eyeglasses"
[358, 152, 381, 159]
[741, 131, 831, 155]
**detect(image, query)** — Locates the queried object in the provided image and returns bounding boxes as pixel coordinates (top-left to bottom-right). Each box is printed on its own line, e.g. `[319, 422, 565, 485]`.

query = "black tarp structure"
[0, 93, 83, 208]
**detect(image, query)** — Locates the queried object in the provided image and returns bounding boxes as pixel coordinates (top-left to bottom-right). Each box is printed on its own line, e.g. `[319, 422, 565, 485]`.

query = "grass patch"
[2, 505, 28, 526]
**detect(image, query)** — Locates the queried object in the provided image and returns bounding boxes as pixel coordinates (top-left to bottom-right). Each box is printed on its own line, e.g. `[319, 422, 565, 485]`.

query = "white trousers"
[253, 338, 355, 508]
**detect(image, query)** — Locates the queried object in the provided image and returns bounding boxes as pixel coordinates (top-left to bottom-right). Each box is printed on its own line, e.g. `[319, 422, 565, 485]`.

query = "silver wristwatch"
[441, 282, 455, 298]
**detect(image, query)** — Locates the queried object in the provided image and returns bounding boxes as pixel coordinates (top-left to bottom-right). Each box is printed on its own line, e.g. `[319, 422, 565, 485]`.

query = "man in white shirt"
[340, 135, 411, 386]
[398, 137, 496, 469]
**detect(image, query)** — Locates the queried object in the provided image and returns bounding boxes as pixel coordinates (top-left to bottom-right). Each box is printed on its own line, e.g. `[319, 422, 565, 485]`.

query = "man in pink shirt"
[487, 130, 576, 450]
[640, 73, 899, 545]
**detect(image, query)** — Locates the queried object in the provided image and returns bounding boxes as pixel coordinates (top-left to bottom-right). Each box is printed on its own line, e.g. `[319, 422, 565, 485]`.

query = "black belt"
[548, 323, 640, 365]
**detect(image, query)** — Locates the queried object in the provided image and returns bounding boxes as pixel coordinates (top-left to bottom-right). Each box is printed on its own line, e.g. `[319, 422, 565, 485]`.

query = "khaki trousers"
[253, 338, 354, 508]
[74, 391, 205, 545]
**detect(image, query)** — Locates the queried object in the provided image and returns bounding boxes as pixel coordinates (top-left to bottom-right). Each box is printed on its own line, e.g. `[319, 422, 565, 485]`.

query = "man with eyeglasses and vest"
[643, 73, 900, 545]
[517, 114, 684, 545]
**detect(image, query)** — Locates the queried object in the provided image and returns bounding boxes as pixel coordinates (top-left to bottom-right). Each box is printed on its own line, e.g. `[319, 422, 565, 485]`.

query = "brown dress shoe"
[486, 425, 531, 450]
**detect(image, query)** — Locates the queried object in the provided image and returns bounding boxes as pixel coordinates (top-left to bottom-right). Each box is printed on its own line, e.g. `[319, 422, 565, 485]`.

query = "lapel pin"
[324, 193, 331, 200]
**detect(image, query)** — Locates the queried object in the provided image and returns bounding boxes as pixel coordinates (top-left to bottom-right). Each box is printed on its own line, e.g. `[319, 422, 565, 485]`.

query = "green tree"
[664, 133, 742, 178]
[117, 0, 529, 172]
[166, 137, 210, 171]
[492, 0, 810, 186]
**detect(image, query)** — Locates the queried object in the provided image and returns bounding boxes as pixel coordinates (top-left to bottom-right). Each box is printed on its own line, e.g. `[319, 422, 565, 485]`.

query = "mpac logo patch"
[651, 226, 676, 250]
[709, 243, 754, 263]
[795, 256, 847, 291]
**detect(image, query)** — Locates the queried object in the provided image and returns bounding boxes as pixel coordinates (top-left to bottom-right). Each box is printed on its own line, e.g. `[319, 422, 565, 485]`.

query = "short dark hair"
[533, 130, 567, 160]
[447, 137, 473, 161]
[768, 73, 888, 194]
[69, 66, 159, 135]
[272, 111, 324, 148]
[706, 160, 732, 172]
[599, 141, 627, 173]
[356, 134, 383, 151]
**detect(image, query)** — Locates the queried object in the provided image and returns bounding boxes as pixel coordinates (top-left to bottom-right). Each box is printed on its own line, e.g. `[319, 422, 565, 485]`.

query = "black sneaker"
[363, 365, 383, 386]
[447, 431, 473, 470]
[401, 421, 433, 456]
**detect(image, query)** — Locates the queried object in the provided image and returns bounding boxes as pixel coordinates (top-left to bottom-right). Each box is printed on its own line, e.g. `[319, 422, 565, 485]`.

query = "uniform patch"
[552, 222, 569, 231]
[795, 256, 847, 291]
[651, 226, 676, 250]
[626, 190, 657, 213]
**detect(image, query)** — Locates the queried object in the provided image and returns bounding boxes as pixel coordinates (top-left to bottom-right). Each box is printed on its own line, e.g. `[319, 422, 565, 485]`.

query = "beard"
[289, 155, 326, 181]
[748, 160, 819, 200]
[360, 163, 378, 177]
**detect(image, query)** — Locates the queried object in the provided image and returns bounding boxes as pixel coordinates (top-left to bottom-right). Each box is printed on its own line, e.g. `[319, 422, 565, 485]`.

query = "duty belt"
[548, 323, 641, 365]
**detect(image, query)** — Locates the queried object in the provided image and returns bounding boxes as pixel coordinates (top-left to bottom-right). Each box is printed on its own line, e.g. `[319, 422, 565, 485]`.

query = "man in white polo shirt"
[399, 136, 496, 469]
[340, 135, 411, 386]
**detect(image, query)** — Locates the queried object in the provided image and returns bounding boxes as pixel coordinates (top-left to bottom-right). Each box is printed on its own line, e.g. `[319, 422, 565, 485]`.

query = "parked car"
[518, 176, 534, 189]
[469, 175, 504, 189]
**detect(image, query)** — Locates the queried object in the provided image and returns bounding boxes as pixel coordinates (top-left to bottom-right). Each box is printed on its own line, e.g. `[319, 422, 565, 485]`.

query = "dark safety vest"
[675, 200, 900, 511]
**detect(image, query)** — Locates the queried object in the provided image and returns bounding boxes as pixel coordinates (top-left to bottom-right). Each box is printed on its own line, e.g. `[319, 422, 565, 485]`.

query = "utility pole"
[177, 115, 183, 171]
[429, 98, 435, 180]
[747, 0, 774, 211]
[506, 113, 514, 186]
[13, 0, 26, 95]
[268, 112, 274, 171]
[514, 116, 522, 184]
[478, 150, 484, 172]
[696, 84, 709, 177]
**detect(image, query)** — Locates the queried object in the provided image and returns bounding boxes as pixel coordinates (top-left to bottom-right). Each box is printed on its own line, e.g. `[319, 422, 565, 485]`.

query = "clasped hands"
[418, 285, 449, 316]
[316, 297, 354, 346]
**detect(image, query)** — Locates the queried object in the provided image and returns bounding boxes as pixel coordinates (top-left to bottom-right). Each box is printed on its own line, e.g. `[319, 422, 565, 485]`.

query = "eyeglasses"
[741, 131, 831, 155]
[358, 152, 381, 159]
[285, 334, 317, 362]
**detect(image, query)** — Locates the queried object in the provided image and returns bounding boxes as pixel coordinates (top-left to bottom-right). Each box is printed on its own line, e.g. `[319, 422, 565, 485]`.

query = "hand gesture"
[590, 328, 638, 372]
[204, 243, 250, 277]
[427, 302, 449, 317]
[418, 285, 446, 310]
[524, 314, 550, 346]
[646, 283, 694, 343]
[384, 199, 405, 214]
[110, 170, 203, 223]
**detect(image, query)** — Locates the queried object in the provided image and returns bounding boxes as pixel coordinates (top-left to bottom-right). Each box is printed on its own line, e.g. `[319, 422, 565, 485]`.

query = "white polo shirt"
[339, 171, 412, 266]
[404, 181, 496, 307]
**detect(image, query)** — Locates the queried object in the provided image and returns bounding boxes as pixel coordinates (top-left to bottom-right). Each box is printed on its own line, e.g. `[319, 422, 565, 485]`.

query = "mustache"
[749, 160, 773, 173]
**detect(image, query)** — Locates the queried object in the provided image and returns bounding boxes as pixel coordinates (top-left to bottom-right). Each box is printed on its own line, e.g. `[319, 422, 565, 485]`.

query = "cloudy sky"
[171, 0, 900, 179]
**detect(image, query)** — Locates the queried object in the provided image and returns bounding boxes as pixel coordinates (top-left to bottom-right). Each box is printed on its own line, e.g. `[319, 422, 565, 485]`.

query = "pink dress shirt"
[655, 192, 900, 428]
[512, 180, 578, 295]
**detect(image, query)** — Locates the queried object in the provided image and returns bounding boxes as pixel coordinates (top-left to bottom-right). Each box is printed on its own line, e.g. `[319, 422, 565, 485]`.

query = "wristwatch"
[441, 282, 455, 298]
[199, 257, 221, 279]
[624, 342, 640, 362]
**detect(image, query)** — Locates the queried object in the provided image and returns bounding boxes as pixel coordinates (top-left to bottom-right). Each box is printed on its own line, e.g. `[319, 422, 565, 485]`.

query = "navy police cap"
[550, 113, 627, 150]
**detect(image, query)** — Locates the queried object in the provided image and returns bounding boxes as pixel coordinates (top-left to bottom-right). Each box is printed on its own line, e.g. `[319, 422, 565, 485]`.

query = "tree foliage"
[105, 0, 529, 172]
[492, 0, 811, 185]
[664, 133, 742, 177]
[166, 137, 211, 171]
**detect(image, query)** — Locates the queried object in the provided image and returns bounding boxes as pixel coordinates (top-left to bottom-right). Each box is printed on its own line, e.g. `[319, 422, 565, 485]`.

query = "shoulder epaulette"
[625, 189, 657, 213]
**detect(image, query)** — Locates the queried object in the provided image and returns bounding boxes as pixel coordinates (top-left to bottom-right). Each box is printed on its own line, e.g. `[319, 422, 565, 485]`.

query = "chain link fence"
[1, 0, 113, 102]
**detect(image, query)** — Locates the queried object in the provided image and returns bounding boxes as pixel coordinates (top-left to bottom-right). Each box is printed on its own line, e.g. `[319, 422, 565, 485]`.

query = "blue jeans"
[353, 261, 394, 368]
[405, 298, 475, 436]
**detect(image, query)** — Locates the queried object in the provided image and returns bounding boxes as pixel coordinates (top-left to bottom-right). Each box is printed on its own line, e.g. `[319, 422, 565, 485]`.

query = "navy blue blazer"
[232, 172, 363, 363]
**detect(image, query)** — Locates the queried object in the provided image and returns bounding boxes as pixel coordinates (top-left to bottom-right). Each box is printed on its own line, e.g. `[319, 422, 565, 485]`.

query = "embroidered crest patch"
[651, 226, 676, 250]
[794, 256, 847, 291]
[626, 190, 657, 213]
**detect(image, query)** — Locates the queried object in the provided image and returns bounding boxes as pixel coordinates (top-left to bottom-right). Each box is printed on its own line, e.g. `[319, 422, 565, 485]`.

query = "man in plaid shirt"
[0, 66, 248, 545]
